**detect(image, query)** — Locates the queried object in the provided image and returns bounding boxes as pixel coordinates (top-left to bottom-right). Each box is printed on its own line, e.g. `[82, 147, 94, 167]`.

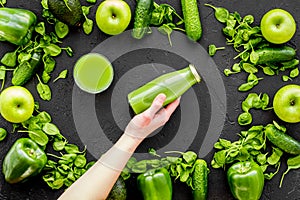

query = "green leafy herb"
[290, 67, 299, 78]
[279, 154, 300, 188]
[82, 6, 94, 35]
[0, 127, 7, 141]
[35, 22, 46, 35]
[0, 0, 6, 7]
[53, 69, 68, 82]
[0, 66, 6, 90]
[208, 44, 225, 56]
[55, 21, 69, 39]
[205, 4, 229, 23]
[36, 75, 52, 101]
[282, 75, 292, 82]
[1, 48, 19, 67]
[43, 43, 62, 57]
[19, 129, 49, 146]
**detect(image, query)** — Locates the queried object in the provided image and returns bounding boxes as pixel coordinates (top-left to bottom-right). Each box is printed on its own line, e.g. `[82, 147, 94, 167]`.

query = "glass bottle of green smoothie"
[128, 64, 201, 114]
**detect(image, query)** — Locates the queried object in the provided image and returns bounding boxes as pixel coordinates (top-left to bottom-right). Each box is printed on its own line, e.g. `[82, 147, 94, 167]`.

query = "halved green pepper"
[2, 138, 47, 184]
[137, 167, 172, 200]
[227, 161, 264, 200]
[0, 7, 37, 46]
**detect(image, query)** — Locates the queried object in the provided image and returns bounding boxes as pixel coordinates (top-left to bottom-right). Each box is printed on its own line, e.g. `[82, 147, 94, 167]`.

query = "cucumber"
[132, 0, 154, 39]
[181, 0, 202, 41]
[48, 0, 84, 27]
[192, 159, 208, 200]
[265, 124, 300, 155]
[12, 52, 42, 86]
[250, 46, 296, 65]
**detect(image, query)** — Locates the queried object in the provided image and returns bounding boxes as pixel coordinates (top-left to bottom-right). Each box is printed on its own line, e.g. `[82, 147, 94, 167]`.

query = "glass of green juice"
[73, 53, 114, 94]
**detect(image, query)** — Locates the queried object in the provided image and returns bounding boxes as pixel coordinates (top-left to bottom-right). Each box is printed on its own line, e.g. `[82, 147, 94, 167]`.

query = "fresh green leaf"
[43, 122, 60, 135]
[42, 71, 51, 83]
[267, 147, 283, 165]
[148, 148, 161, 157]
[36, 75, 52, 101]
[205, 4, 229, 23]
[43, 54, 56, 73]
[37, 111, 52, 123]
[18, 52, 31, 63]
[242, 63, 258, 73]
[1, 49, 18, 67]
[182, 151, 197, 164]
[83, 18, 93, 35]
[0, 66, 6, 90]
[64, 144, 80, 154]
[43, 44, 62, 57]
[208, 44, 225, 56]
[238, 112, 252, 125]
[19, 129, 49, 146]
[290, 67, 299, 78]
[74, 155, 87, 168]
[53, 69, 68, 82]
[55, 21, 69, 39]
[0, 128, 7, 141]
[53, 140, 67, 151]
[280, 155, 300, 188]
[35, 22, 46, 35]
[282, 75, 292, 82]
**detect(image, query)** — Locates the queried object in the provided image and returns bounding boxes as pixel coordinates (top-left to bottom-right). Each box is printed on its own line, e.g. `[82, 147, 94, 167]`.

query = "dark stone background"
[0, 0, 299, 199]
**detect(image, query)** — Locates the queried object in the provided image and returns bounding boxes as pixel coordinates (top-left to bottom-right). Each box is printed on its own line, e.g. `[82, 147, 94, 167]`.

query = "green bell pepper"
[227, 161, 264, 200]
[137, 168, 172, 200]
[0, 7, 37, 46]
[2, 138, 47, 184]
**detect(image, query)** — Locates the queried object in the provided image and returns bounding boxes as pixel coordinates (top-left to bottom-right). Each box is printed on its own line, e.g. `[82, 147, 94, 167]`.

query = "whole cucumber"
[181, 0, 202, 41]
[265, 124, 300, 155]
[192, 159, 208, 200]
[132, 0, 154, 39]
[250, 46, 296, 65]
[12, 52, 42, 86]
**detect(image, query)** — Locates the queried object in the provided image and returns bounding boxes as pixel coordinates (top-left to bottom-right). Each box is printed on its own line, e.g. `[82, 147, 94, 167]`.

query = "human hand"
[125, 93, 180, 139]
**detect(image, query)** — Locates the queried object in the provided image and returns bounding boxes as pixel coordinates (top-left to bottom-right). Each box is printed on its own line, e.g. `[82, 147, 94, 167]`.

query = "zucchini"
[250, 46, 296, 65]
[12, 52, 42, 86]
[132, 0, 154, 39]
[192, 159, 208, 200]
[265, 124, 300, 155]
[181, 0, 202, 41]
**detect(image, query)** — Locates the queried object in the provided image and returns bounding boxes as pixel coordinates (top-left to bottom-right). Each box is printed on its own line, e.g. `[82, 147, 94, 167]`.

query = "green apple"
[0, 86, 35, 123]
[260, 8, 296, 44]
[273, 84, 300, 123]
[96, 0, 131, 35]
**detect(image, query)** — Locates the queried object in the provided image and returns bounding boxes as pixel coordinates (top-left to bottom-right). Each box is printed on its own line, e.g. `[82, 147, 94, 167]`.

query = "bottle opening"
[189, 64, 201, 83]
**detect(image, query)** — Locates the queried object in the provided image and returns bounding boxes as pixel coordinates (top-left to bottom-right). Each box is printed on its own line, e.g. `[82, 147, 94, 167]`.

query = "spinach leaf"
[53, 69, 68, 82]
[36, 75, 52, 101]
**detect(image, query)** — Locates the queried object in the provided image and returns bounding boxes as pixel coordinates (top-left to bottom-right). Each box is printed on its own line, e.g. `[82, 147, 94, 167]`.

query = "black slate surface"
[0, 0, 300, 199]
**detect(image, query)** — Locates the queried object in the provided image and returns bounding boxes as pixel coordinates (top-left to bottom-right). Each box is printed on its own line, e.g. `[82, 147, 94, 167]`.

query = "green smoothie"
[73, 53, 114, 94]
[128, 64, 201, 114]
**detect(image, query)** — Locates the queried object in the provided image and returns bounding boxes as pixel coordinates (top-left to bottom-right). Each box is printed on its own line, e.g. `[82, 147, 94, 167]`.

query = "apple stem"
[290, 99, 295, 106]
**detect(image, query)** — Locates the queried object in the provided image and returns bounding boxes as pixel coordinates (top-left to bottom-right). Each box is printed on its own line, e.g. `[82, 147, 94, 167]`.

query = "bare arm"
[58, 94, 180, 200]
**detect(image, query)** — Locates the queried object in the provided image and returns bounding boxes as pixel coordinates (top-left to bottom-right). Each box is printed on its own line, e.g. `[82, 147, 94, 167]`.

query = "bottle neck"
[188, 64, 201, 83]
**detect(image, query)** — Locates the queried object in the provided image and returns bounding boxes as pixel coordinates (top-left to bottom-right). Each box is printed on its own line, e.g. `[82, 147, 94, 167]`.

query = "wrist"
[115, 133, 143, 153]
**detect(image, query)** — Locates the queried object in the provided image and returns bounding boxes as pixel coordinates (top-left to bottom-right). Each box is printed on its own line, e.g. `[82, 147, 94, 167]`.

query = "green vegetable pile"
[121, 149, 208, 199]
[212, 121, 300, 187]
[13, 105, 95, 189]
[206, 4, 300, 89]
[132, 0, 202, 44]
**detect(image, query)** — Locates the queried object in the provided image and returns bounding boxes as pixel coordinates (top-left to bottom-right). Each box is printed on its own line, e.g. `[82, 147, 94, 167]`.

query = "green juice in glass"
[73, 53, 114, 94]
[128, 64, 201, 114]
